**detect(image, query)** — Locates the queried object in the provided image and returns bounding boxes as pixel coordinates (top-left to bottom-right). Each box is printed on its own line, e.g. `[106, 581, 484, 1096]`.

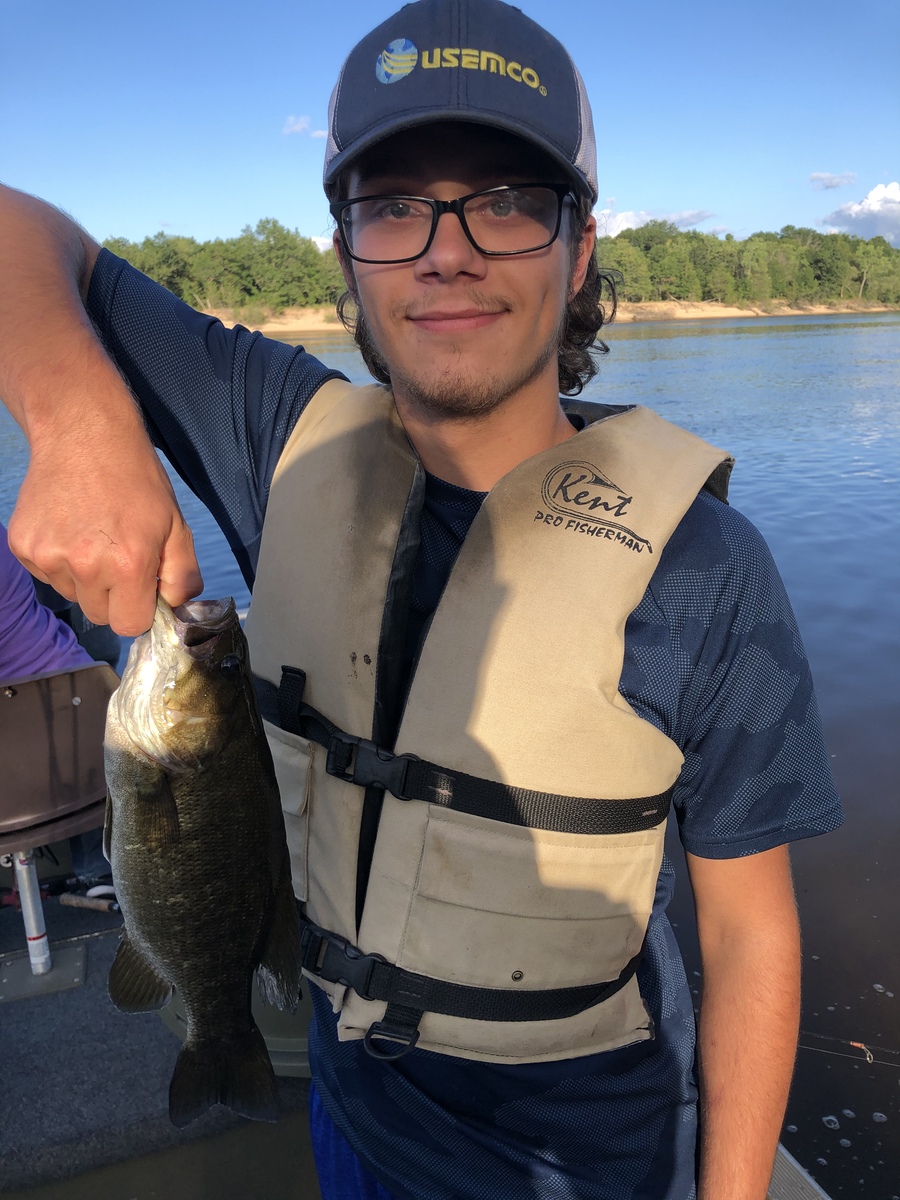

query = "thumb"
[157, 520, 204, 607]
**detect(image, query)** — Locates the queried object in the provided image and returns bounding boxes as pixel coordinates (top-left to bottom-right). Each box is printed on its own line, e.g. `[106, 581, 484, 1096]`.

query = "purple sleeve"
[0, 526, 93, 681]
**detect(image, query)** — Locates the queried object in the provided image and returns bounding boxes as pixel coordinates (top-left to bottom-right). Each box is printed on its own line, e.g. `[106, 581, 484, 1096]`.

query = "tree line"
[102, 219, 345, 313]
[103, 218, 900, 313]
[597, 222, 900, 305]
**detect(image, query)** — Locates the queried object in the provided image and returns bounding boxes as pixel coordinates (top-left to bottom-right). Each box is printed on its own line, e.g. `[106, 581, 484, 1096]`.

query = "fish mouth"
[169, 598, 237, 651]
[114, 597, 240, 770]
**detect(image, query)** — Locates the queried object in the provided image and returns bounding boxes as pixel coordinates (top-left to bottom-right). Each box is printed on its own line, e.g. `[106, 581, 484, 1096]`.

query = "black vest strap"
[255, 671, 672, 836]
[298, 912, 643, 1061]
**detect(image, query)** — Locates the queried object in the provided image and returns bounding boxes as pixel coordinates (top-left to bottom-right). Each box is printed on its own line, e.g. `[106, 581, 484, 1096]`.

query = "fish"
[103, 596, 302, 1128]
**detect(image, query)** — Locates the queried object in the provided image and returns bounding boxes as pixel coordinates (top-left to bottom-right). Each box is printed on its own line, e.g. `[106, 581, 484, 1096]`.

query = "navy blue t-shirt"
[87, 250, 842, 1200]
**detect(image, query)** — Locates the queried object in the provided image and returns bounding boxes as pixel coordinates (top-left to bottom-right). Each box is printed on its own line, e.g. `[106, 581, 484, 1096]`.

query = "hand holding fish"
[9, 424, 202, 637]
[0, 183, 203, 636]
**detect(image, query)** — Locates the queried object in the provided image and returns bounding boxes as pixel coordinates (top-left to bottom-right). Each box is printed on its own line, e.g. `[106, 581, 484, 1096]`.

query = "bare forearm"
[0, 184, 124, 433]
[696, 912, 801, 1199]
[0, 184, 201, 631]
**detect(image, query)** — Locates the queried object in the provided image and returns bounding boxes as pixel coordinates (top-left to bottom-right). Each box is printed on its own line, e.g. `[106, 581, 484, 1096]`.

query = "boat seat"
[0, 663, 118, 988]
[0, 663, 118, 856]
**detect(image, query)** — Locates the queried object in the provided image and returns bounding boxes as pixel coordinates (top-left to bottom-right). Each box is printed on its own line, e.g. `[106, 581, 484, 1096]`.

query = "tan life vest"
[245, 380, 732, 1064]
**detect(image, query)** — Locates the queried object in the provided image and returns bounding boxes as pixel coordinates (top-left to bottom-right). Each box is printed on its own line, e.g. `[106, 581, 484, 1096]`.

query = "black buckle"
[364, 1019, 420, 1060]
[300, 924, 385, 1001]
[325, 732, 413, 799]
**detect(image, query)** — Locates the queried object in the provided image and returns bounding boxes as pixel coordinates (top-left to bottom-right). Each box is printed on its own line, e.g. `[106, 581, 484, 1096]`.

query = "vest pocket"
[263, 719, 314, 901]
[383, 804, 664, 990]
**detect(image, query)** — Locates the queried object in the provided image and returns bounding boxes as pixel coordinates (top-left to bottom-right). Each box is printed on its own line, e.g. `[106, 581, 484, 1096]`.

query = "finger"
[104, 567, 161, 637]
[156, 522, 203, 608]
[9, 544, 80, 606]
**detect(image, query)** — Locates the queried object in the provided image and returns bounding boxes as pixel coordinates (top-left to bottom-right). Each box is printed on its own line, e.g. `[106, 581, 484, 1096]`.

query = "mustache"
[394, 292, 515, 320]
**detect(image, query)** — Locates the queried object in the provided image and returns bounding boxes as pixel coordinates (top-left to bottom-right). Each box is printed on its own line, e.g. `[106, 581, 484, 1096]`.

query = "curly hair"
[334, 193, 617, 396]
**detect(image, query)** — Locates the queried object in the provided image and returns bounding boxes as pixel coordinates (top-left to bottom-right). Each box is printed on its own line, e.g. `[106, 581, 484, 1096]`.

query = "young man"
[0, 1, 840, 1197]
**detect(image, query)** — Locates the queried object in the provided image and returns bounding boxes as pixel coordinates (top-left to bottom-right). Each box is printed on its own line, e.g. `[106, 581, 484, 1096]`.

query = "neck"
[392, 370, 577, 492]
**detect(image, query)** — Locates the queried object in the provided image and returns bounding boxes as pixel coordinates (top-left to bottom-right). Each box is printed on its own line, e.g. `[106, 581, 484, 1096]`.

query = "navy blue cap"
[323, 0, 598, 202]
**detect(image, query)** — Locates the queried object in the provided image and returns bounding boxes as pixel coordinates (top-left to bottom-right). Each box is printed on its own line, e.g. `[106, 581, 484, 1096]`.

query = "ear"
[569, 213, 597, 298]
[333, 232, 357, 295]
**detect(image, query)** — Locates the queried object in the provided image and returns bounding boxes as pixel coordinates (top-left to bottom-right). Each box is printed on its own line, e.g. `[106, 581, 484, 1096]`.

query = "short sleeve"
[623, 491, 842, 859]
[0, 526, 92, 680]
[85, 250, 347, 587]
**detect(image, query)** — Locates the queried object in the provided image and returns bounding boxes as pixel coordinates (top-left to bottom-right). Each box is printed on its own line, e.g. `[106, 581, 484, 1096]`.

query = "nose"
[414, 208, 487, 281]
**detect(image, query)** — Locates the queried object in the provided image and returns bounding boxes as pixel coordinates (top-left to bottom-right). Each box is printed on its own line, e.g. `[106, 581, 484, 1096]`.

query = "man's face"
[335, 123, 595, 420]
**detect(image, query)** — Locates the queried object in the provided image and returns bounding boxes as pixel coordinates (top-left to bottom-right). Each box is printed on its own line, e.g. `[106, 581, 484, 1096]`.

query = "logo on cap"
[376, 39, 419, 84]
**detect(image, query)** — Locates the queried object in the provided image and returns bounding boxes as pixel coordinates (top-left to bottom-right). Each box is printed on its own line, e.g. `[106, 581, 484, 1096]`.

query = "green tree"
[595, 236, 653, 301]
[648, 238, 701, 300]
[706, 264, 737, 304]
[618, 220, 680, 256]
[102, 220, 899, 314]
[736, 239, 772, 302]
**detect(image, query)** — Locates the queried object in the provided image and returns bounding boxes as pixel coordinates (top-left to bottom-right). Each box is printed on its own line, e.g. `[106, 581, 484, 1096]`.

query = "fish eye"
[219, 655, 242, 678]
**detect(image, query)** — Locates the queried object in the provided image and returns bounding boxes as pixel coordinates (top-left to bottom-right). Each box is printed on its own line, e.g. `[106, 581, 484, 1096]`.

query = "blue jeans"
[309, 1083, 397, 1200]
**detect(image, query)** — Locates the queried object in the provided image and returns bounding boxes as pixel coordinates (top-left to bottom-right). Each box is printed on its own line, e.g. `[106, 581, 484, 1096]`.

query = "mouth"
[165, 597, 237, 653]
[406, 308, 506, 334]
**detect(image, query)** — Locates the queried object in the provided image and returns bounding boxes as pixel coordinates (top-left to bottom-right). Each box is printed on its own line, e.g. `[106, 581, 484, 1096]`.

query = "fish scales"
[104, 596, 301, 1127]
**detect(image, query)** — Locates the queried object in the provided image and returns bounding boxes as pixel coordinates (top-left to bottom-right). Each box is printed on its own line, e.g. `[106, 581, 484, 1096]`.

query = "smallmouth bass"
[104, 597, 301, 1127]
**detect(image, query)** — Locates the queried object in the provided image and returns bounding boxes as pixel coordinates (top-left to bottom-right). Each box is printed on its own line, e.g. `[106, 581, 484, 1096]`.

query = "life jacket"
[246, 380, 732, 1063]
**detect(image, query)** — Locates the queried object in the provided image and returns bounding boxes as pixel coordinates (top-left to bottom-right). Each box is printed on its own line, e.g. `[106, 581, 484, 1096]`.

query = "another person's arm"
[0, 183, 200, 634]
[689, 846, 801, 1200]
[0, 522, 92, 678]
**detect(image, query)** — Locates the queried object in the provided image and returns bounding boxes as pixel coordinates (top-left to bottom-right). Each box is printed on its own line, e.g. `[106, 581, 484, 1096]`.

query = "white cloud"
[310, 235, 333, 252]
[283, 115, 328, 138]
[594, 209, 653, 236]
[667, 209, 716, 229]
[594, 207, 715, 236]
[283, 115, 311, 135]
[809, 171, 856, 190]
[823, 182, 900, 243]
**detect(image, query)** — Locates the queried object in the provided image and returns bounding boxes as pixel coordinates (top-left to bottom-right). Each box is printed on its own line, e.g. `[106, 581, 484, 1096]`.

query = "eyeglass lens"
[340, 187, 563, 262]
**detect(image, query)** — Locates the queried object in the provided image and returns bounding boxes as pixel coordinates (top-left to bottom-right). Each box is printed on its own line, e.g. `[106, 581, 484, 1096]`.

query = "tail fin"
[168, 1024, 279, 1128]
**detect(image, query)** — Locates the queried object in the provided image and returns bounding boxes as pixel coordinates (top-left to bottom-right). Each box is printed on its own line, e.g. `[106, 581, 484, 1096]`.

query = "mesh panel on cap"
[569, 58, 598, 200]
[323, 63, 346, 186]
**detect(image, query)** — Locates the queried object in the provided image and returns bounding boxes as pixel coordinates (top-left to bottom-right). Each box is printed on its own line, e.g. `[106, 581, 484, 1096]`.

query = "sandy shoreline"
[205, 300, 898, 337]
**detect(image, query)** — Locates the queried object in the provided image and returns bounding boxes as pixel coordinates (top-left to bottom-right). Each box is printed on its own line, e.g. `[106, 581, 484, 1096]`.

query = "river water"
[1, 312, 898, 1195]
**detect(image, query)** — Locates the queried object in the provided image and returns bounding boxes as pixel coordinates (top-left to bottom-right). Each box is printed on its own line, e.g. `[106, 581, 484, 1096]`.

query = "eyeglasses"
[330, 184, 575, 265]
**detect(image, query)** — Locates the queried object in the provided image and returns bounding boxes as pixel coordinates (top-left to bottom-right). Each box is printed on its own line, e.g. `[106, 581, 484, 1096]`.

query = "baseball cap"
[323, 0, 598, 203]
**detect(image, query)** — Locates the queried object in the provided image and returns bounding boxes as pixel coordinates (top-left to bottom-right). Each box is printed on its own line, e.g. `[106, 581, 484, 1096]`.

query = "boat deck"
[0, 893, 320, 1200]
[0, 867, 839, 1200]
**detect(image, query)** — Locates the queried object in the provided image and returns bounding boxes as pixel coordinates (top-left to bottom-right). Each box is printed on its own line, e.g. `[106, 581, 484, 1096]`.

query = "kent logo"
[375, 39, 548, 95]
[537, 462, 653, 553]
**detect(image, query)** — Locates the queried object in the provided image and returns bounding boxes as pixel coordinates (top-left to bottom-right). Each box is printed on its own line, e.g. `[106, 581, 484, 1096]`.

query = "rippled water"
[2, 311, 898, 1193]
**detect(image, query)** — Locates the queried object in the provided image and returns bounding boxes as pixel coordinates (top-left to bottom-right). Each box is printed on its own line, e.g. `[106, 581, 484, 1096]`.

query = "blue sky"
[3, 0, 898, 246]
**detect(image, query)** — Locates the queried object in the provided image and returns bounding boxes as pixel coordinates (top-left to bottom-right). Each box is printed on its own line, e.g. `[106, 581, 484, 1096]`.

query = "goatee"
[388, 334, 559, 421]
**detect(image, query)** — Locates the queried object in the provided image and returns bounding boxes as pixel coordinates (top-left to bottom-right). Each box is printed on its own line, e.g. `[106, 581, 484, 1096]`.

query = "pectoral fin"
[108, 933, 173, 1012]
[133, 770, 181, 851]
[256, 878, 302, 1014]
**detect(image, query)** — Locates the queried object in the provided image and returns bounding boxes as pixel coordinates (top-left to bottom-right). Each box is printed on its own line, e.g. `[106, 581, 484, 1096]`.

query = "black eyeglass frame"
[329, 183, 577, 265]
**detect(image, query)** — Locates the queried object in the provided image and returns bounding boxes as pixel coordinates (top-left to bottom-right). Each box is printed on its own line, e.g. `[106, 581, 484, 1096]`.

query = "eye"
[371, 200, 416, 221]
[487, 196, 515, 218]
[219, 655, 242, 678]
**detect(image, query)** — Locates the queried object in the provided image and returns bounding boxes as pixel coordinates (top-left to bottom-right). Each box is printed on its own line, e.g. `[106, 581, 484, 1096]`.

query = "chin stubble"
[377, 299, 564, 421]
[390, 336, 559, 420]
